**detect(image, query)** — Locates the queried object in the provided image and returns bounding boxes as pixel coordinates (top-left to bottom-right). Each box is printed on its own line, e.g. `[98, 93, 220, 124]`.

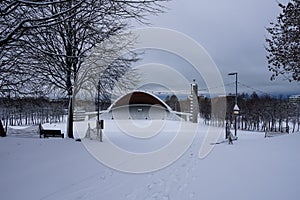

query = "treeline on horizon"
[0, 97, 68, 127]
[164, 92, 300, 133]
[199, 92, 300, 133]
[0, 95, 105, 127]
[0, 92, 299, 133]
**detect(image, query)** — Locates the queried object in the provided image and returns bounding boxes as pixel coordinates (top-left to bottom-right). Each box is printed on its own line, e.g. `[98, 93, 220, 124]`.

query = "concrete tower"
[190, 80, 199, 123]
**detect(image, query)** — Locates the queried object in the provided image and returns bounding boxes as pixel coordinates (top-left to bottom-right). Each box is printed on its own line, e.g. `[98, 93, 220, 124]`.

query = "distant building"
[99, 91, 182, 121]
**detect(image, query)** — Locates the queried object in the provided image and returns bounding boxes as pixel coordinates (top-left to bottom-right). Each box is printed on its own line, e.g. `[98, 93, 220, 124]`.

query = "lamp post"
[97, 80, 103, 142]
[228, 72, 239, 137]
[97, 80, 100, 124]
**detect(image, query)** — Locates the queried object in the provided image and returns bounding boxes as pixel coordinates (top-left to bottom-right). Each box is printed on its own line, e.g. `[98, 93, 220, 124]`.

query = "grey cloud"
[138, 0, 299, 96]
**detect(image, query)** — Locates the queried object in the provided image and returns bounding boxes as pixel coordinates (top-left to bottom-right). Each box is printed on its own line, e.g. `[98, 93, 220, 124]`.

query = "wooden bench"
[39, 124, 63, 138]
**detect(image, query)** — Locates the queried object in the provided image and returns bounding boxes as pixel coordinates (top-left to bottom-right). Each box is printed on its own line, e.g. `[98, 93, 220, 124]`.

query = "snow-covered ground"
[1, 120, 300, 200]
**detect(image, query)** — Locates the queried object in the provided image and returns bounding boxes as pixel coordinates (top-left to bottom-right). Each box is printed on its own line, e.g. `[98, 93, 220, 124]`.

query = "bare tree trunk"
[0, 119, 6, 137]
[67, 95, 73, 138]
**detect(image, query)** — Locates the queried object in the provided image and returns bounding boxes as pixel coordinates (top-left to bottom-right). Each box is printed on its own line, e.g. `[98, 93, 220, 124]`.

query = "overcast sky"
[133, 0, 299, 97]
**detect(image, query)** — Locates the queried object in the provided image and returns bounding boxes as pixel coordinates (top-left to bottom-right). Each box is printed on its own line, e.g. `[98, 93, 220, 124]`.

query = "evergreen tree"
[265, 0, 300, 81]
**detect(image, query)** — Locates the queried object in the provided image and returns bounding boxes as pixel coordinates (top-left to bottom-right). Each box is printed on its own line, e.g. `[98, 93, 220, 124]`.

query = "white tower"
[190, 80, 199, 123]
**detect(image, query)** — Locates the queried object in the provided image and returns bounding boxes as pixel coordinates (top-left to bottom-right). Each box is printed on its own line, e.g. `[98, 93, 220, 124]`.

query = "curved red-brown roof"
[110, 91, 169, 110]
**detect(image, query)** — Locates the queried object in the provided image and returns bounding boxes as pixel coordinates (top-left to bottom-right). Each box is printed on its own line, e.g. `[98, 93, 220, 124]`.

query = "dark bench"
[39, 124, 63, 138]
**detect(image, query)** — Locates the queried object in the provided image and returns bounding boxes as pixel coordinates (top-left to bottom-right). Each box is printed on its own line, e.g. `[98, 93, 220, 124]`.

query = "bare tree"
[1, 0, 88, 96]
[76, 33, 141, 111]
[0, 0, 85, 47]
[5, 0, 169, 138]
[76, 33, 141, 97]
[0, 43, 50, 96]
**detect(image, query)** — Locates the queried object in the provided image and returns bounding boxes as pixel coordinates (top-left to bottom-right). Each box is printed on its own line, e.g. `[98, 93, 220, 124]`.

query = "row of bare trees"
[1, 0, 169, 137]
[0, 97, 67, 128]
[199, 92, 300, 133]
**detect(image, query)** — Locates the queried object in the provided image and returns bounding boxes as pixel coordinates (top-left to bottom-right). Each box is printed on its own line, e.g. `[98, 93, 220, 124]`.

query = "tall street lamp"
[228, 72, 239, 137]
[97, 80, 103, 142]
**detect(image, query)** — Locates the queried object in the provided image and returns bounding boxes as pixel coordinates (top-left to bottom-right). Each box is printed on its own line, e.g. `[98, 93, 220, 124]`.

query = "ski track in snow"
[1, 121, 300, 200]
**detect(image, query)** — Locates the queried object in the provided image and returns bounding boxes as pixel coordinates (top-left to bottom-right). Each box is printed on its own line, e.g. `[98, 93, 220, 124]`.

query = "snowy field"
[1, 120, 300, 200]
